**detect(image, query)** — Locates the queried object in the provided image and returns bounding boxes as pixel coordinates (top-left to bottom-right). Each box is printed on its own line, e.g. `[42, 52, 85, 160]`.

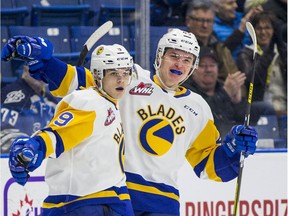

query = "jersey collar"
[93, 87, 119, 109]
[151, 74, 190, 97]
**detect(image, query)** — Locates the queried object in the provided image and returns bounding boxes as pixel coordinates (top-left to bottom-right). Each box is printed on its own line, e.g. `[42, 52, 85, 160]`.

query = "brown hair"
[251, 11, 277, 31]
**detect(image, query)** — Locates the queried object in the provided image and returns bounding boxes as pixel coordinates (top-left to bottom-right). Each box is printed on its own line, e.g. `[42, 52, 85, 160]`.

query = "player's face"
[159, 48, 195, 90]
[192, 56, 218, 92]
[102, 68, 132, 99]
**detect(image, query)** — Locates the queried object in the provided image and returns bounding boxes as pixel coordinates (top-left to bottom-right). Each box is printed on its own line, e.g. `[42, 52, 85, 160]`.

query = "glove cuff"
[33, 135, 47, 158]
[24, 136, 47, 172]
[35, 37, 53, 60]
[223, 138, 237, 157]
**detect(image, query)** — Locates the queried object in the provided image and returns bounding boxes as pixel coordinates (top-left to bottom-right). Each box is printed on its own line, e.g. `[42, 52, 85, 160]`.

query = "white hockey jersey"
[35, 87, 133, 215]
[43, 58, 241, 215]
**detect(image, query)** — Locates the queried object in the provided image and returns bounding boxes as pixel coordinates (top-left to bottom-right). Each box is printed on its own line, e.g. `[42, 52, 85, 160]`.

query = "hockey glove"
[1, 35, 53, 73]
[223, 125, 258, 158]
[9, 136, 45, 186]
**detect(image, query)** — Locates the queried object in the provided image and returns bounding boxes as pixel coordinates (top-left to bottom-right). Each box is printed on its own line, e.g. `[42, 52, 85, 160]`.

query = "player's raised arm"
[1, 35, 94, 97]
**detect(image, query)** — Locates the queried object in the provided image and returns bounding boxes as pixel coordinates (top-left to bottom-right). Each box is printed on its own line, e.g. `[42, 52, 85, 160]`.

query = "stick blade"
[77, 21, 113, 66]
[246, 22, 257, 57]
[85, 21, 113, 51]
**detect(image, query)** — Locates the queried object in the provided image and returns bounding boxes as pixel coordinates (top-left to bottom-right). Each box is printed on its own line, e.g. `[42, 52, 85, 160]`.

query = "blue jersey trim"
[44, 57, 68, 92]
[126, 172, 180, 214]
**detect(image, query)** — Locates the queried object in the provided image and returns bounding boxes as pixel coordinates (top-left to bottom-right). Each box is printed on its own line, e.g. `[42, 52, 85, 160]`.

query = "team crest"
[139, 118, 174, 156]
[129, 82, 154, 96]
[104, 107, 115, 126]
[137, 105, 185, 156]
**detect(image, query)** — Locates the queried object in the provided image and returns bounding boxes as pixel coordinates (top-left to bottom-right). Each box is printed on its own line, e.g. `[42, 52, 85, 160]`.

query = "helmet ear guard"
[154, 47, 164, 69]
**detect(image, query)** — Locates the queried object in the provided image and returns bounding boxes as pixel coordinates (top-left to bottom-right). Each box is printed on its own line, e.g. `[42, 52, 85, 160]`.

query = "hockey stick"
[232, 21, 258, 216]
[77, 20, 113, 66]
[243, 22, 258, 127]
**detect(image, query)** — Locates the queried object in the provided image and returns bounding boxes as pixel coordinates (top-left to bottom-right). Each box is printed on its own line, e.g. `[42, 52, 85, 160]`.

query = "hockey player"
[6, 42, 135, 216]
[2, 30, 258, 216]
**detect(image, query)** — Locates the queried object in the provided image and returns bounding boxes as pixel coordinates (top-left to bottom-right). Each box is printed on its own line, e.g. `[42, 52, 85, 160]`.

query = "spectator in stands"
[245, 0, 287, 29]
[1, 65, 58, 154]
[182, 46, 275, 138]
[211, 0, 263, 60]
[245, 0, 287, 44]
[262, 0, 287, 44]
[237, 11, 287, 115]
[185, 0, 239, 82]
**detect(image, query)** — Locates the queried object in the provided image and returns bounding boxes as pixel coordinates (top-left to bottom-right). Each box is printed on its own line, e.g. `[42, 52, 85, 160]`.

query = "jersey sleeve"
[36, 97, 96, 158]
[186, 119, 240, 182]
[43, 57, 95, 97]
[185, 96, 240, 183]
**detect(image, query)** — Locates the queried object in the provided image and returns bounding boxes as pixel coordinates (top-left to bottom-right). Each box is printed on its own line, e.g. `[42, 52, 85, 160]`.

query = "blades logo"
[105, 108, 115, 126]
[129, 82, 154, 96]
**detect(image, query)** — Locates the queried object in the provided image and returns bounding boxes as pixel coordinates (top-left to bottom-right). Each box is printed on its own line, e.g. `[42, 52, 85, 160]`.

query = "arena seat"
[1, 7, 29, 26]
[30, 4, 90, 26]
[98, 5, 135, 26]
[255, 115, 286, 149]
